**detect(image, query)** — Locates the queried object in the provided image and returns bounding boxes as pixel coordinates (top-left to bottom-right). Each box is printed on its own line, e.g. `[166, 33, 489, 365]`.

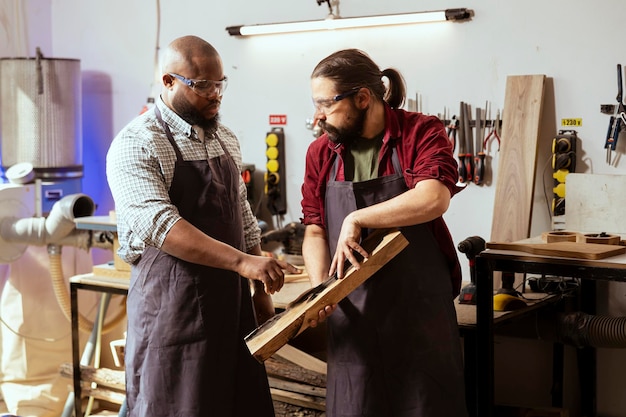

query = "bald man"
[107, 35, 298, 417]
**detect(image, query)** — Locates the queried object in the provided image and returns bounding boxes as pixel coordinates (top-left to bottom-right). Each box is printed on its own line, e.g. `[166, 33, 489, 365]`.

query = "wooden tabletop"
[482, 234, 626, 269]
[69, 272, 130, 291]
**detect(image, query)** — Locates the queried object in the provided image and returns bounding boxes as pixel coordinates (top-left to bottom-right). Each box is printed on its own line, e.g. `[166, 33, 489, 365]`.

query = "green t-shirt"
[344, 132, 384, 182]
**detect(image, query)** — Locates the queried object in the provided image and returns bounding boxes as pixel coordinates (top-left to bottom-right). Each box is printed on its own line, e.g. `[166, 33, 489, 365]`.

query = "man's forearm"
[302, 225, 331, 286]
[161, 218, 246, 271]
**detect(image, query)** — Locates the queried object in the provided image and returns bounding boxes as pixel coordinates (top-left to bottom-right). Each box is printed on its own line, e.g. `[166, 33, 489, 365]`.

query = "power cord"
[526, 275, 580, 295]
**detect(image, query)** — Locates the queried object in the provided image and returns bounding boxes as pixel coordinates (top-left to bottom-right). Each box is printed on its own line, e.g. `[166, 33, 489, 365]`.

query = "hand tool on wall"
[605, 63, 626, 165]
[462, 102, 474, 182]
[447, 114, 459, 152]
[457, 102, 467, 183]
[474, 106, 486, 185]
[483, 109, 501, 152]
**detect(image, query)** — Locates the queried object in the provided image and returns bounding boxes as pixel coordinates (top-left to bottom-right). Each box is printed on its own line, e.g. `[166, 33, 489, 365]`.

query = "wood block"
[92, 263, 131, 279]
[583, 233, 621, 245]
[544, 231, 578, 243]
[113, 235, 131, 272]
[245, 230, 409, 362]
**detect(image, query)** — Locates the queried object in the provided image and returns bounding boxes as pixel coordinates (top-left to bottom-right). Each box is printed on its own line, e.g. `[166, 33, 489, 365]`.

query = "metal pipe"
[0, 193, 95, 246]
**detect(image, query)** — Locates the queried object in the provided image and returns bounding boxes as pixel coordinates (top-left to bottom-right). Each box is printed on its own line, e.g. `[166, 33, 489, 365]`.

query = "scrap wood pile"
[266, 350, 327, 417]
[60, 344, 328, 416]
[59, 362, 126, 405]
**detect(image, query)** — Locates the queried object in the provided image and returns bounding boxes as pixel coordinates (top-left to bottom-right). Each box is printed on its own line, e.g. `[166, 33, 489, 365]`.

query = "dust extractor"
[0, 51, 122, 417]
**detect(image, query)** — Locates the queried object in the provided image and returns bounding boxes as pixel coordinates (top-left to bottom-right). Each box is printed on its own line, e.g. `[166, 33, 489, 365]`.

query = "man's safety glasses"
[169, 73, 228, 97]
[312, 88, 360, 113]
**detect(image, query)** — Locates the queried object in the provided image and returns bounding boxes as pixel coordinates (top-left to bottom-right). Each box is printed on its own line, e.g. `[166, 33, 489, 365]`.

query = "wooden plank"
[271, 280, 312, 310]
[491, 74, 546, 243]
[485, 241, 626, 259]
[268, 377, 326, 398]
[265, 356, 326, 388]
[59, 363, 125, 390]
[275, 344, 327, 375]
[82, 387, 126, 405]
[270, 388, 326, 411]
[246, 229, 409, 362]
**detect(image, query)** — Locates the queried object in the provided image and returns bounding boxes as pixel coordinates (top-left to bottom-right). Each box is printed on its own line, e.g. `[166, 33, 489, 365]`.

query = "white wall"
[4, 0, 626, 415]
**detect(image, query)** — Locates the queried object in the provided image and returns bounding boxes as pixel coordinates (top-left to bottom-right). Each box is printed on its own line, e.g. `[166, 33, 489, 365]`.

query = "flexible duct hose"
[559, 312, 626, 348]
[48, 247, 126, 334]
[0, 193, 125, 334]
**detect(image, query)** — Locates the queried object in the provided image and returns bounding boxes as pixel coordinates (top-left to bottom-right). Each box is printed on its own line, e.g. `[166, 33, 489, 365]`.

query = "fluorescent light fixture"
[226, 8, 472, 36]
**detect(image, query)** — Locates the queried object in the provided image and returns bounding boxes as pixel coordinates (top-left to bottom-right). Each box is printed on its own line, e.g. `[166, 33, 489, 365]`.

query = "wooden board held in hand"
[246, 229, 409, 363]
[486, 241, 626, 260]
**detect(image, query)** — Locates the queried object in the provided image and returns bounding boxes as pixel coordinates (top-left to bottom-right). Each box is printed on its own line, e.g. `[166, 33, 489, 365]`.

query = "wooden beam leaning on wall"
[490, 75, 546, 289]
[491, 74, 547, 244]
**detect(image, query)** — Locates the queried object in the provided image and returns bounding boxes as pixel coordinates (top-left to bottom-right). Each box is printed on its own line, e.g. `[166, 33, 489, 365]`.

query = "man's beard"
[318, 106, 367, 145]
[173, 94, 220, 132]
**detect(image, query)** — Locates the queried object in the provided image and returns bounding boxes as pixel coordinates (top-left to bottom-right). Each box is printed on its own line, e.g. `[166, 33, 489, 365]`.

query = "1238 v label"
[561, 118, 582, 127]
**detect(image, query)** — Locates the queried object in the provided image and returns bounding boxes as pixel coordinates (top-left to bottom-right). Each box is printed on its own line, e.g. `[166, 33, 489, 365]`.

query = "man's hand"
[250, 280, 276, 325]
[330, 215, 369, 279]
[238, 255, 300, 294]
[308, 304, 338, 328]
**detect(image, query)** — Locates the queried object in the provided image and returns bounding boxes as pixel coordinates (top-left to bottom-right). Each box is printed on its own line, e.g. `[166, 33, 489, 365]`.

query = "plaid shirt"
[106, 97, 260, 264]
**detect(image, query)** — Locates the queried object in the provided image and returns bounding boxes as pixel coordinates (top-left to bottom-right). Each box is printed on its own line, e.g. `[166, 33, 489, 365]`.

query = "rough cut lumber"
[270, 388, 326, 411]
[491, 74, 546, 243]
[60, 362, 125, 390]
[268, 377, 326, 398]
[81, 387, 126, 405]
[246, 229, 409, 362]
[265, 356, 326, 388]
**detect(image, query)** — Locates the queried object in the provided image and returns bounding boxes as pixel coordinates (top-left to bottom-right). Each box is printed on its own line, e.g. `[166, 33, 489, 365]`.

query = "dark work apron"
[124, 106, 274, 417]
[324, 145, 467, 417]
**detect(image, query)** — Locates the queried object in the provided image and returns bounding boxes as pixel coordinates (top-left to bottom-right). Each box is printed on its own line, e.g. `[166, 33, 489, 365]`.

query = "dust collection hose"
[48, 244, 126, 335]
[0, 193, 126, 334]
[559, 312, 626, 349]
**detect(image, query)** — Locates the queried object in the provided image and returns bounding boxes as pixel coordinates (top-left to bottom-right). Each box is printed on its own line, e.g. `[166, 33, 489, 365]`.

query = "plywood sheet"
[245, 229, 409, 362]
[566, 173, 626, 234]
[491, 75, 546, 242]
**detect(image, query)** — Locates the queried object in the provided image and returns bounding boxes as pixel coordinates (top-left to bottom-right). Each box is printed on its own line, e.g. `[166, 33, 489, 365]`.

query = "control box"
[264, 128, 286, 215]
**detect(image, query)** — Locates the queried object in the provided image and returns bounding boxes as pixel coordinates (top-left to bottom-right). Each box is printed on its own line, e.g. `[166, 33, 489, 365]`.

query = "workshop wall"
[3, 0, 626, 415]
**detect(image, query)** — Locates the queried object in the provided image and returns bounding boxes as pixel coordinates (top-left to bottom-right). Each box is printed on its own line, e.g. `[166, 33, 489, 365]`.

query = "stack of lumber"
[60, 343, 328, 416]
[59, 362, 125, 405]
[268, 344, 327, 416]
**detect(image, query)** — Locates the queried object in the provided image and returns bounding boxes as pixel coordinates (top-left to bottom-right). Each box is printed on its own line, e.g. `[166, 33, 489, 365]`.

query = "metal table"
[69, 273, 130, 417]
[474, 246, 626, 417]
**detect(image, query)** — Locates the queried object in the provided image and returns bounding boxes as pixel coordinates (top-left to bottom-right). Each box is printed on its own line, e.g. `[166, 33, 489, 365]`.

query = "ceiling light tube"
[226, 8, 472, 37]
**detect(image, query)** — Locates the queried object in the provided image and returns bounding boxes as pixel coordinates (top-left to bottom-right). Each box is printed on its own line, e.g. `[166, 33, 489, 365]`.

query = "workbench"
[67, 269, 313, 417]
[474, 242, 626, 417]
[69, 273, 130, 417]
[68, 269, 560, 417]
